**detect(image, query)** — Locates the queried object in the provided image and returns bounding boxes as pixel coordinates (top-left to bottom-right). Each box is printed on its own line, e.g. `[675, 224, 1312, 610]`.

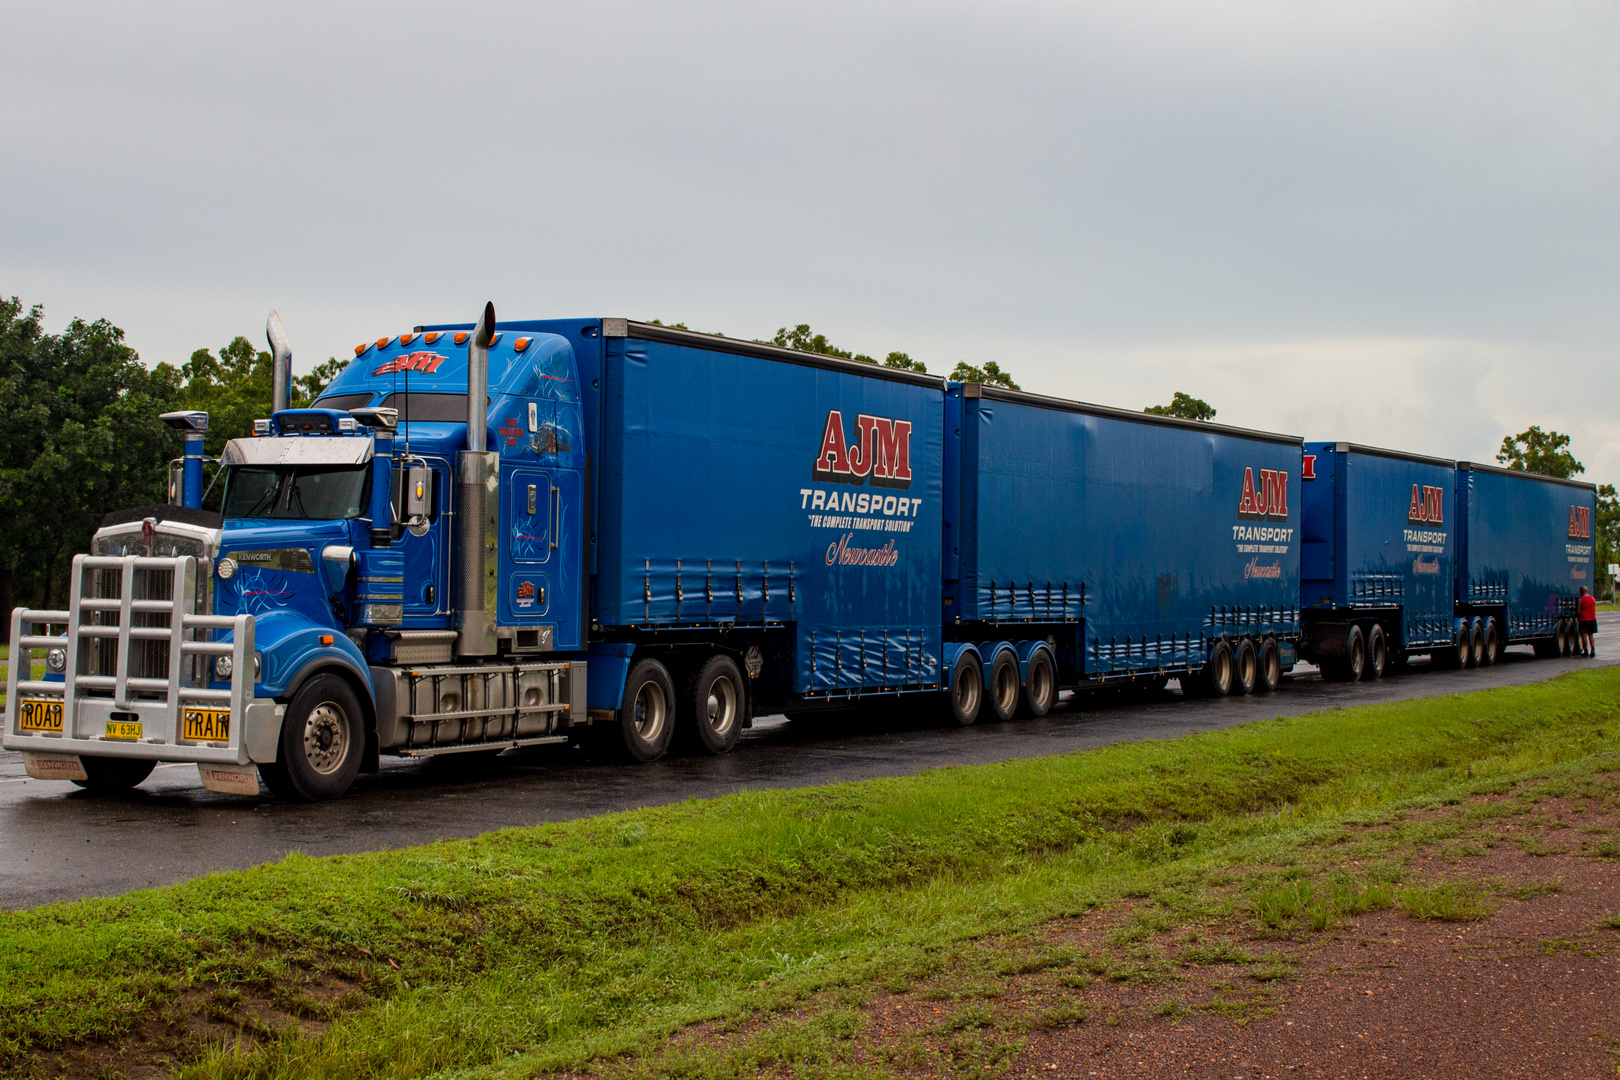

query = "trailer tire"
[1479, 618, 1500, 667]
[1465, 620, 1484, 668]
[1255, 637, 1282, 693]
[943, 651, 983, 727]
[72, 756, 156, 793]
[1233, 639, 1258, 696]
[680, 653, 745, 755]
[1363, 624, 1387, 682]
[258, 673, 364, 802]
[1017, 649, 1057, 719]
[986, 649, 1020, 723]
[601, 659, 677, 762]
[1560, 620, 1575, 657]
[1321, 626, 1365, 682]
[1203, 641, 1235, 697]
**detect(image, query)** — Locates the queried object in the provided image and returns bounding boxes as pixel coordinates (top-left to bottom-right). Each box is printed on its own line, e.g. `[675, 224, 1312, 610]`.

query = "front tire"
[72, 756, 155, 792]
[680, 654, 745, 755]
[258, 673, 364, 801]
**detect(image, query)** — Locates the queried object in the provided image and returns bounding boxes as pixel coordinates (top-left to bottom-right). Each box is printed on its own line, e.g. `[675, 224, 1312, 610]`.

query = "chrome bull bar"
[3, 554, 274, 766]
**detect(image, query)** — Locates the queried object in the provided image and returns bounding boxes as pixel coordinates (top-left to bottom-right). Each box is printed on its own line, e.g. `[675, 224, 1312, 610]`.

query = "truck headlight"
[217, 557, 238, 580]
[46, 647, 67, 673]
[215, 654, 233, 679]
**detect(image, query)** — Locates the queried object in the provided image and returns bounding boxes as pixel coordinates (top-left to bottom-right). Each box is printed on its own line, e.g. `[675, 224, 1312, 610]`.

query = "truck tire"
[1363, 625, 1387, 682]
[1560, 620, 1574, 657]
[258, 673, 364, 801]
[1255, 637, 1282, 693]
[600, 658, 677, 762]
[72, 756, 156, 793]
[680, 653, 745, 755]
[1017, 649, 1057, 718]
[943, 650, 983, 727]
[1479, 618, 1499, 667]
[986, 649, 1020, 723]
[1465, 620, 1484, 668]
[1233, 639, 1257, 696]
[1321, 626, 1365, 682]
[1203, 640, 1235, 697]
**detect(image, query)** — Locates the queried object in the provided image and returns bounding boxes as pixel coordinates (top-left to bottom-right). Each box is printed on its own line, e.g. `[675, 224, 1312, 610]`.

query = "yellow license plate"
[182, 708, 230, 743]
[17, 699, 63, 733]
[105, 720, 142, 740]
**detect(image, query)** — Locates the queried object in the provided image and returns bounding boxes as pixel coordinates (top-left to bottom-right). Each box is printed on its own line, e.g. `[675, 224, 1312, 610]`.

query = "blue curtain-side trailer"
[943, 384, 1303, 708]
[1298, 442, 1458, 679]
[1455, 461, 1597, 660]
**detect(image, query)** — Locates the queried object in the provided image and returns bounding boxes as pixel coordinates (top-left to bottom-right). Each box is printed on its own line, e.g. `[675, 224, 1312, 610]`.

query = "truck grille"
[90, 564, 182, 692]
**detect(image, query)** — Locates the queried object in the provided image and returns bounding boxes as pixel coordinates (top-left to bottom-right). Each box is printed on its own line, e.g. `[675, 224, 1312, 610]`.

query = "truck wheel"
[1233, 639, 1257, 696]
[1017, 649, 1057, 718]
[1560, 620, 1574, 657]
[1363, 625, 1387, 681]
[1255, 638, 1282, 693]
[601, 658, 677, 762]
[1479, 618, 1499, 667]
[986, 649, 1020, 723]
[943, 650, 983, 727]
[258, 673, 364, 801]
[1203, 640, 1235, 697]
[1465, 620, 1484, 668]
[681, 654, 744, 755]
[72, 756, 155, 792]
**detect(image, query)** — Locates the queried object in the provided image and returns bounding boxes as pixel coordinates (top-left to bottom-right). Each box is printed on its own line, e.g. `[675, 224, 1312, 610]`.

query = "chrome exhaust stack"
[266, 311, 293, 414]
[456, 302, 499, 657]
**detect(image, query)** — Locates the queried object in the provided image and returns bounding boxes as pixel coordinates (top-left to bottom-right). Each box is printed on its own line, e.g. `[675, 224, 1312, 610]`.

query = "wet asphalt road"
[3, 615, 1617, 910]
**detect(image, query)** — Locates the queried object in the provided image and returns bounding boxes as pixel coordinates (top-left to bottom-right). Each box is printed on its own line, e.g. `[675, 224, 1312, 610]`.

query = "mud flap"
[22, 753, 87, 782]
[197, 763, 262, 795]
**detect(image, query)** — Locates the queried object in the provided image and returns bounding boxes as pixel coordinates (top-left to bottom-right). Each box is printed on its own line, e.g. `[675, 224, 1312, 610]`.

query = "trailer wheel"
[1465, 620, 1484, 668]
[1321, 626, 1364, 682]
[680, 653, 745, 755]
[1479, 618, 1499, 667]
[943, 651, 983, 727]
[1017, 649, 1057, 718]
[1255, 638, 1282, 693]
[71, 756, 156, 793]
[599, 658, 677, 762]
[258, 673, 364, 801]
[1363, 625, 1387, 681]
[1560, 620, 1575, 657]
[1233, 639, 1258, 696]
[987, 649, 1020, 723]
[1202, 641, 1235, 697]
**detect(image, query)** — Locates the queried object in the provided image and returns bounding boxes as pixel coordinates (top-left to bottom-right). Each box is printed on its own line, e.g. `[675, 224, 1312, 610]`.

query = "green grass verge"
[2, 668, 1619, 1078]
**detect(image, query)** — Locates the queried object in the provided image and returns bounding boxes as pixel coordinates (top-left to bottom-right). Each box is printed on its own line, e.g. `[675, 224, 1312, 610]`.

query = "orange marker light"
[453, 331, 469, 345]
[354, 344, 366, 356]
[318, 634, 334, 646]
[513, 337, 530, 351]
[400, 332, 416, 346]
[376, 337, 391, 349]
[424, 331, 440, 344]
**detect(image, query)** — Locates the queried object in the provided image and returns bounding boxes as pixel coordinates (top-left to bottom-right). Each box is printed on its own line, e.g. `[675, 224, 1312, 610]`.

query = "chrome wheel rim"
[303, 701, 350, 776]
[633, 681, 668, 743]
[704, 675, 738, 737]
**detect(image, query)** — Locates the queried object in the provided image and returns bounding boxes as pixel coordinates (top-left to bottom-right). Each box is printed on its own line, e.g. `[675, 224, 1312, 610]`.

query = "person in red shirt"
[1578, 585, 1598, 657]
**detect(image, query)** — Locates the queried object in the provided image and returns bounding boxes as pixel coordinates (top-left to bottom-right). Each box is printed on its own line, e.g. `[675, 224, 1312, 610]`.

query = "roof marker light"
[376, 337, 391, 349]
[454, 331, 469, 345]
[400, 332, 416, 346]
[424, 331, 440, 344]
[489, 332, 501, 346]
[513, 337, 531, 351]
[354, 344, 366, 356]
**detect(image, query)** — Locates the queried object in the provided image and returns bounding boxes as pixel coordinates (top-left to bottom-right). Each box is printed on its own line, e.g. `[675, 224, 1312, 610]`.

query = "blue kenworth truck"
[1, 309, 1598, 799]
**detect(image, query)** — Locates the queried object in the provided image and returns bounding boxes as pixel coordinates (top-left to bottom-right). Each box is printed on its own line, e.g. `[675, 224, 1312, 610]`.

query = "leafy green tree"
[1597, 483, 1620, 600]
[0, 298, 182, 625]
[175, 336, 274, 456]
[1497, 426, 1583, 478]
[295, 358, 346, 407]
[948, 360, 1020, 390]
[770, 323, 929, 374]
[1144, 392, 1216, 421]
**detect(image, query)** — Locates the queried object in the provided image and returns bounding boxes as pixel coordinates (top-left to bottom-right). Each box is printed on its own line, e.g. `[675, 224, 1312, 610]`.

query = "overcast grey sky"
[4, 2, 1618, 479]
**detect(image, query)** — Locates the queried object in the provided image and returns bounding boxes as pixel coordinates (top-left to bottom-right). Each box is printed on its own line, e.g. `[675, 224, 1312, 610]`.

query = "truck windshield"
[221, 465, 371, 520]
